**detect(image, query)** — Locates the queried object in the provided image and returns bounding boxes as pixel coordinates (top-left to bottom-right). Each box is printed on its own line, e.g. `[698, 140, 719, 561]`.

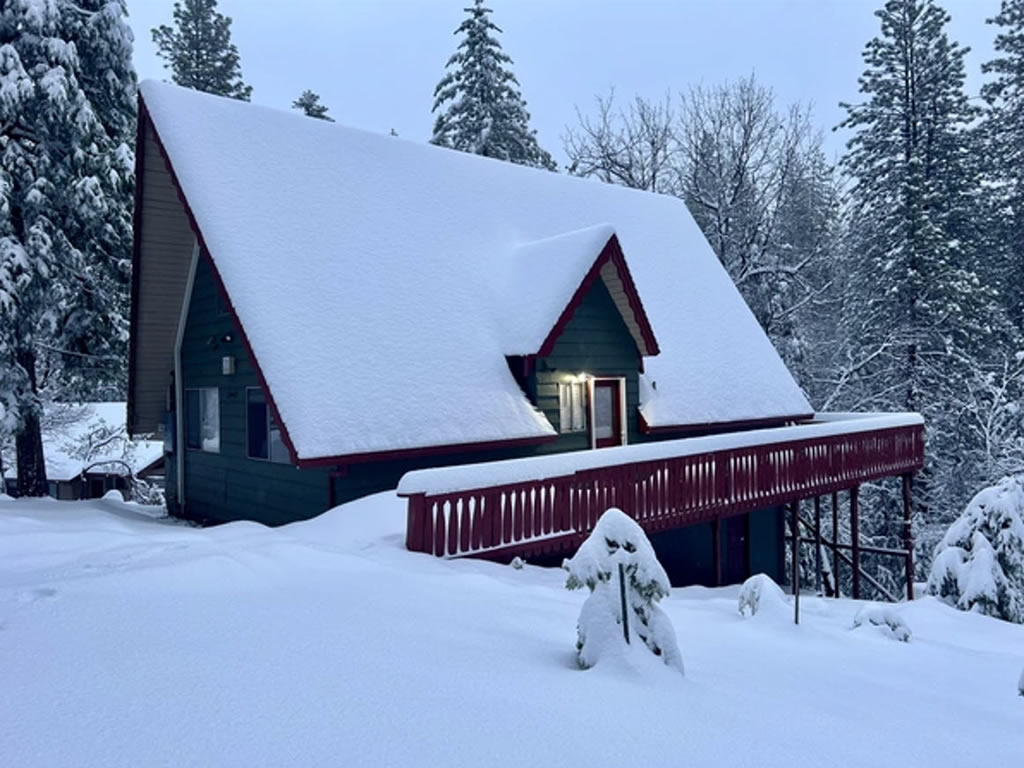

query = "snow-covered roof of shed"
[139, 81, 811, 461]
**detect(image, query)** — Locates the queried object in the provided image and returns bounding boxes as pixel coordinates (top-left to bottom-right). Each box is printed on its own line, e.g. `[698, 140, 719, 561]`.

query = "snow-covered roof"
[3, 403, 164, 482]
[139, 81, 811, 462]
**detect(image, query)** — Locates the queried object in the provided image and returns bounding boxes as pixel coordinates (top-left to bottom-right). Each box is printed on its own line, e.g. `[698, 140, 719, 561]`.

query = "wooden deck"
[399, 414, 924, 594]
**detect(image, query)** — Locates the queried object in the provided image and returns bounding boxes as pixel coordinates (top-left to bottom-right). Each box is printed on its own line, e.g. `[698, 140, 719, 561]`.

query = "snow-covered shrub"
[563, 508, 683, 673]
[737, 573, 787, 618]
[926, 476, 1024, 623]
[1019, 667, 1024, 697]
[852, 606, 912, 642]
[510, 556, 525, 570]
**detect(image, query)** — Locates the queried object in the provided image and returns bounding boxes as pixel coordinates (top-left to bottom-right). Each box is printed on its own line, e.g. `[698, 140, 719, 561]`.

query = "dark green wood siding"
[533, 277, 642, 452]
[179, 255, 330, 526]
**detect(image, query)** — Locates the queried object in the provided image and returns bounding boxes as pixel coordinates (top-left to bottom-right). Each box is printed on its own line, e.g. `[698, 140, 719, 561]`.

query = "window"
[246, 388, 289, 463]
[185, 388, 220, 452]
[558, 381, 587, 433]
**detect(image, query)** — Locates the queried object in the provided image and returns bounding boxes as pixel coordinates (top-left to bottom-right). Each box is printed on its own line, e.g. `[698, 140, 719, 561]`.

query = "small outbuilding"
[2, 402, 164, 501]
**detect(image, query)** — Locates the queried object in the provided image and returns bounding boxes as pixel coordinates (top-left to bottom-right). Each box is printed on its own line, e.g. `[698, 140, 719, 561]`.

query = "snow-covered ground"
[1, 492, 1021, 767]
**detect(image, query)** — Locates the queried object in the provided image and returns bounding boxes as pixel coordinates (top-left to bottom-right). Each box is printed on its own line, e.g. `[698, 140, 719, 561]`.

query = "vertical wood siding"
[534, 277, 642, 452]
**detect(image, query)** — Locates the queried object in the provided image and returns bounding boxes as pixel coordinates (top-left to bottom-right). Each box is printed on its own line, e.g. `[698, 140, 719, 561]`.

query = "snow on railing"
[398, 413, 923, 497]
[400, 413, 925, 561]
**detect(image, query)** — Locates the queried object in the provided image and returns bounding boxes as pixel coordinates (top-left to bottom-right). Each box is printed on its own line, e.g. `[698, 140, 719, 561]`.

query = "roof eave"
[294, 432, 559, 469]
[637, 409, 816, 436]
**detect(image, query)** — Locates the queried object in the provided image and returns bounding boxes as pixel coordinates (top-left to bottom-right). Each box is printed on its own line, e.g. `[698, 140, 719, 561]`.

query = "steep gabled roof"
[498, 225, 658, 357]
[134, 81, 812, 463]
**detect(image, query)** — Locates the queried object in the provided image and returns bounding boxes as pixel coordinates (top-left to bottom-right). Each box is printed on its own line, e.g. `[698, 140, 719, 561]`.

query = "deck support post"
[790, 501, 800, 625]
[831, 491, 840, 598]
[813, 496, 822, 595]
[712, 517, 722, 587]
[405, 493, 427, 553]
[902, 473, 915, 601]
[850, 486, 861, 600]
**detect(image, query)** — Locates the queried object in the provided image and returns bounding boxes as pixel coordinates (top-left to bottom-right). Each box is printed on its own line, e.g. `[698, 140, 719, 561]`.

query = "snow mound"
[0, 493, 12, 503]
[852, 606, 912, 642]
[738, 573, 788, 618]
[102, 489, 125, 502]
[564, 508, 683, 674]
[927, 475, 1024, 623]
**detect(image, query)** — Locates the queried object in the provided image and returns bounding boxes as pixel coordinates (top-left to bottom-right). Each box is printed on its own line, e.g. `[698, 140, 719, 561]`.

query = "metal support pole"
[813, 496, 823, 595]
[618, 562, 630, 644]
[851, 486, 861, 600]
[831, 491, 840, 598]
[790, 501, 800, 625]
[902, 473, 915, 601]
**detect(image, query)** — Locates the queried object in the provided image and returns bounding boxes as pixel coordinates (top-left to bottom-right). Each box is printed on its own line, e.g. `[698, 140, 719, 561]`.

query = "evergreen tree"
[564, 509, 684, 673]
[292, 90, 333, 121]
[431, 0, 555, 170]
[152, 0, 251, 101]
[838, 0, 1012, 559]
[0, 0, 135, 496]
[980, 0, 1024, 330]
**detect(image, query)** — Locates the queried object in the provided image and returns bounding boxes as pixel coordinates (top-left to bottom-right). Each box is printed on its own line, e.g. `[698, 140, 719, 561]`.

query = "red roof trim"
[135, 96, 303, 467]
[126, 95, 148, 435]
[537, 234, 660, 358]
[637, 409, 816, 436]
[295, 433, 558, 469]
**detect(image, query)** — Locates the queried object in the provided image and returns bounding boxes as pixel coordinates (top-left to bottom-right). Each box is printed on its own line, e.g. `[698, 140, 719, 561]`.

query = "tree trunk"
[14, 347, 47, 497]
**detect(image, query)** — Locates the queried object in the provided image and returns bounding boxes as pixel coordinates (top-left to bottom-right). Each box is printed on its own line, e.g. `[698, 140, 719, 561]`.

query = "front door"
[593, 379, 623, 448]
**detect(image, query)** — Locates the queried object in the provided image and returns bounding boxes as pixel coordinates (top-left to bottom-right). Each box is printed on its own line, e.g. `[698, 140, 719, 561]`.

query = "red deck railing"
[399, 416, 925, 561]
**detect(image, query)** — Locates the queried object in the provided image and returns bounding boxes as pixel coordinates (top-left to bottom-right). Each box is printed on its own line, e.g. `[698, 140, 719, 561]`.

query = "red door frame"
[592, 379, 623, 448]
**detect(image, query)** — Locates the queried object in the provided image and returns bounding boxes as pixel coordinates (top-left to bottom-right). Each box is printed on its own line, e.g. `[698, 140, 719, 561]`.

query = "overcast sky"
[128, 0, 1003, 164]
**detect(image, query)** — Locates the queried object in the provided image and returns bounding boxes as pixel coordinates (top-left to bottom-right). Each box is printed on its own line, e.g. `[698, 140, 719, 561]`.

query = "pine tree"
[838, 0, 1013, 558]
[152, 0, 251, 101]
[292, 90, 333, 121]
[980, 0, 1024, 330]
[431, 0, 555, 170]
[0, 0, 135, 496]
[564, 509, 684, 673]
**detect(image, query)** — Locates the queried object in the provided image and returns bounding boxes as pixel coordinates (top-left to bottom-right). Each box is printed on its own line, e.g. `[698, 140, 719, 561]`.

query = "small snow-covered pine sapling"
[852, 606, 912, 642]
[926, 475, 1024, 624]
[563, 508, 683, 673]
[510, 556, 525, 570]
[737, 573, 787, 618]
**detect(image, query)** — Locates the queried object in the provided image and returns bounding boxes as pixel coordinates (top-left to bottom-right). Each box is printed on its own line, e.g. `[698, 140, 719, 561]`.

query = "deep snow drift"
[1, 493, 1022, 767]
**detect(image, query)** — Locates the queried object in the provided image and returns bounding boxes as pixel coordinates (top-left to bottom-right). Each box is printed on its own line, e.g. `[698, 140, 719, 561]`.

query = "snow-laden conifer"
[563, 508, 683, 673]
[981, 0, 1024, 330]
[0, 0, 135, 495]
[927, 476, 1024, 623]
[852, 606, 912, 641]
[837, 0, 1018, 560]
[431, 0, 555, 170]
[738, 573, 787, 618]
[152, 0, 251, 101]
[292, 90, 333, 121]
